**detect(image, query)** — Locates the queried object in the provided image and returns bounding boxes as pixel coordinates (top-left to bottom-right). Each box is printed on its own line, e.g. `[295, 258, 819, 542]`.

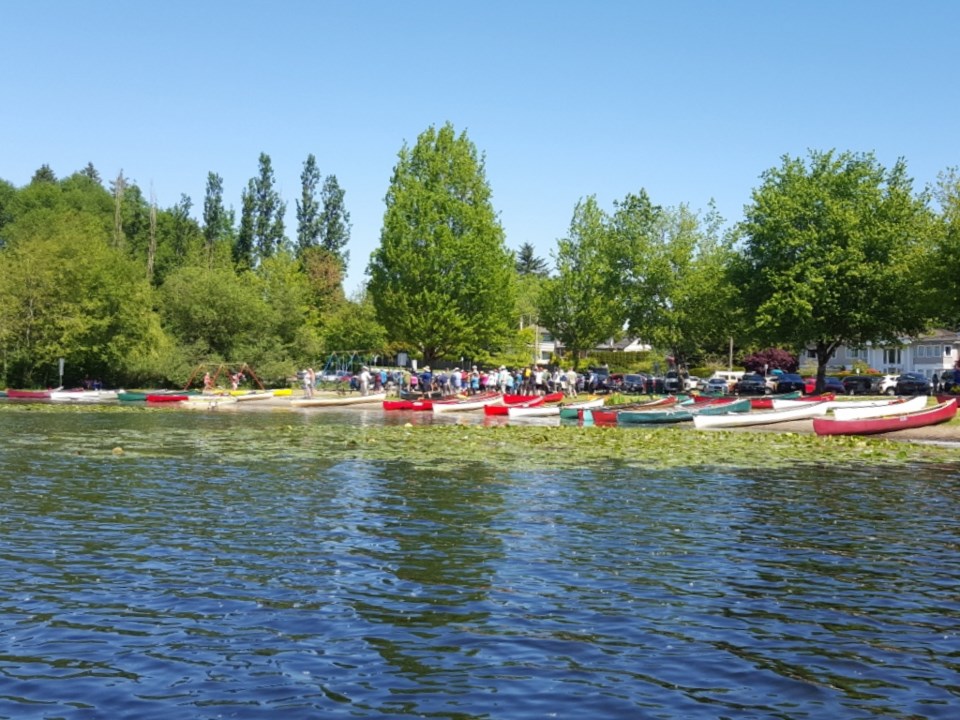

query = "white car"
[878, 374, 899, 395]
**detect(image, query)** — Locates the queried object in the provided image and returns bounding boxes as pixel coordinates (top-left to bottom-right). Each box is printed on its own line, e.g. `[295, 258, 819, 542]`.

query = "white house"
[806, 329, 960, 380]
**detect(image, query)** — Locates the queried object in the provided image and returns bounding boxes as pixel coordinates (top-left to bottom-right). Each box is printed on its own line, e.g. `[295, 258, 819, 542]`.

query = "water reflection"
[0, 410, 958, 718]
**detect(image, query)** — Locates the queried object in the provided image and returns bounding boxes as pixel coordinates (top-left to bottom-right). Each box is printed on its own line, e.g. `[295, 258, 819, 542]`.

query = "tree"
[234, 185, 255, 270]
[931, 167, 960, 327]
[367, 122, 516, 364]
[318, 174, 351, 271]
[735, 150, 936, 392]
[80, 162, 101, 185]
[515, 242, 549, 276]
[740, 348, 799, 373]
[250, 152, 286, 262]
[320, 290, 388, 356]
[295, 154, 322, 257]
[0, 205, 163, 387]
[31, 164, 57, 184]
[202, 172, 233, 261]
[613, 195, 739, 368]
[537, 196, 626, 365]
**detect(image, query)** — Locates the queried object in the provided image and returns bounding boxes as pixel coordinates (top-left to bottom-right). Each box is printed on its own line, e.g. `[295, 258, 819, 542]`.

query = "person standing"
[358, 366, 372, 396]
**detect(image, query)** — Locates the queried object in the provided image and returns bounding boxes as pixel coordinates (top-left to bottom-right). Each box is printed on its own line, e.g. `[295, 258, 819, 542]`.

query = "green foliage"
[202, 172, 233, 260]
[931, 168, 960, 326]
[515, 241, 549, 276]
[735, 150, 937, 387]
[318, 174, 351, 270]
[0, 207, 163, 387]
[320, 291, 388, 356]
[295, 154, 322, 256]
[368, 122, 516, 364]
[538, 196, 625, 366]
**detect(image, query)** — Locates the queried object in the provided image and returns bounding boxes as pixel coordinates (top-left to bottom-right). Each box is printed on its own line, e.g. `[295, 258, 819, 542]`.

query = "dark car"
[735, 373, 769, 395]
[822, 376, 845, 394]
[775, 373, 806, 394]
[621, 373, 647, 394]
[842, 375, 880, 395]
[895, 372, 931, 396]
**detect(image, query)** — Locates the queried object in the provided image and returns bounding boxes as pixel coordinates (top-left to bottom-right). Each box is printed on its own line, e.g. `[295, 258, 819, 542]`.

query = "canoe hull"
[693, 401, 830, 429]
[292, 392, 387, 407]
[814, 399, 956, 436]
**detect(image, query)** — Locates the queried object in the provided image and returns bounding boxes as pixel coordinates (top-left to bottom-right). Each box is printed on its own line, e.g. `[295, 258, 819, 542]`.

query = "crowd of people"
[297, 364, 614, 398]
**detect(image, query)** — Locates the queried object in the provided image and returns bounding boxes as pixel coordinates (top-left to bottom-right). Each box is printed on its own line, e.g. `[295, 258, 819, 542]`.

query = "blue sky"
[3, 1, 958, 293]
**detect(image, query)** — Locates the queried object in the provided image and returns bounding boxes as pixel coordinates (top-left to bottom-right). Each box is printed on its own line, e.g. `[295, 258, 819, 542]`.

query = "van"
[709, 371, 744, 392]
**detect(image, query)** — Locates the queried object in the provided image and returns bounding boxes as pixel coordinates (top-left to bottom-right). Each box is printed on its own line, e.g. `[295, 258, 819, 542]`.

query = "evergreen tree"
[295, 154, 322, 257]
[31, 164, 57, 184]
[515, 241, 549, 276]
[368, 122, 516, 364]
[80, 162, 101, 185]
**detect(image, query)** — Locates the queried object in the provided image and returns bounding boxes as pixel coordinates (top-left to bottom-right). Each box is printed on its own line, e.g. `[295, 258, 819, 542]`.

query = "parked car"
[775, 373, 806, 394]
[735, 373, 769, 395]
[877, 374, 899, 395]
[665, 370, 694, 393]
[621, 374, 647, 394]
[895, 372, 931, 396]
[823, 376, 846, 394]
[842, 375, 880, 395]
[704, 377, 730, 395]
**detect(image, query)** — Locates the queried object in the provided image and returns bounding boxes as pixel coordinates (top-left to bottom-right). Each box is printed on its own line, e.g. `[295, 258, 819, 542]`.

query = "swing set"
[184, 362, 265, 391]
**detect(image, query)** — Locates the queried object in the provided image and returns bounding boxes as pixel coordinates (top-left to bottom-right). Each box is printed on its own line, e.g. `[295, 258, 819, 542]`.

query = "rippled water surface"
[2, 409, 959, 719]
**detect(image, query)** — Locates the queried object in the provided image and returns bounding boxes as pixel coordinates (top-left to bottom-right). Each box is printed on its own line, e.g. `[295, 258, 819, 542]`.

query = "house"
[523, 325, 649, 365]
[805, 329, 960, 380]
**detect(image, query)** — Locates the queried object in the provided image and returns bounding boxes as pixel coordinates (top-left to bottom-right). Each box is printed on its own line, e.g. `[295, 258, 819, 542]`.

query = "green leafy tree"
[368, 122, 516, 364]
[735, 150, 936, 391]
[295, 154, 322, 257]
[202, 172, 233, 261]
[0, 205, 163, 387]
[931, 167, 960, 327]
[235, 185, 256, 270]
[251, 152, 286, 262]
[321, 290, 388, 356]
[515, 241, 549, 276]
[319, 174, 351, 270]
[614, 195, 739, 368]
[538, 196, 625, 365]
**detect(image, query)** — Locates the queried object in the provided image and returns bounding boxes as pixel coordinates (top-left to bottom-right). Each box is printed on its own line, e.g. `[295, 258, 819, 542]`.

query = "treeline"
[0, 155, 380, 388]
[2, 124, 960, 391]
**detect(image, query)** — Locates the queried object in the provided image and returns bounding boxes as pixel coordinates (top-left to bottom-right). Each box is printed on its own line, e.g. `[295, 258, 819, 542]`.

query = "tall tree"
[234, 186, 255, 271]
[202, 172, 232, 261]
[368, 122, 516, 364]
[295, 154, 322, 257]
[537, 196, 625, 365]
[111, 170, 126, 249]
[250, 152, 286, 262]
[931, 167, 960, 328]
[735, 150, 936, 391]
[318, 174, 351, 270]
[515, 242, 549, 276]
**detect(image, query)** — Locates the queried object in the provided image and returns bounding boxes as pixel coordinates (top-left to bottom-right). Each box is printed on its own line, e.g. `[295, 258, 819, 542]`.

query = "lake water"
[1, 407, 959, 719]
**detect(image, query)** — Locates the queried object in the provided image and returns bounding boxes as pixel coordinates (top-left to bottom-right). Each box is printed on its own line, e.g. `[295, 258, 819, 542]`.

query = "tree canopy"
[735, 150, 936, 389]
[367, 122, 516, 364]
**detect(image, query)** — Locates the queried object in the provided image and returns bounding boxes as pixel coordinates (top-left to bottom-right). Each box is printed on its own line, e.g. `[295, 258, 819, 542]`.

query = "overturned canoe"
[291, 392, 387, 408]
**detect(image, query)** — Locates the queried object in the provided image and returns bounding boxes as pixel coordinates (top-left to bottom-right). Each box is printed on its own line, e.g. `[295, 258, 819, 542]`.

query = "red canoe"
[383, 400, 414, 410]
[146, 393, 190, 403]
[485, 396, 545, 415]
[6, 389, 53, 399]
[590, 396, 678, 424]
[813, 398, 957, 436]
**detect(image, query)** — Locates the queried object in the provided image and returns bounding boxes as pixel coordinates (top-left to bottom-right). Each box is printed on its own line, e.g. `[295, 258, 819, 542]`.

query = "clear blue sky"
[3, 1, 958, 293]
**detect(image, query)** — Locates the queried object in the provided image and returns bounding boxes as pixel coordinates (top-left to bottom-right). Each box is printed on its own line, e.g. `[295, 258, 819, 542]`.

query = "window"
[946, 346, 953, 356]
[884, 348, 901, 365]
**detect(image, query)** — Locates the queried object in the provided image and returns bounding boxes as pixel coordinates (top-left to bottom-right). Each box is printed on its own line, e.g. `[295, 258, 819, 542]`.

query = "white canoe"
[508, 403, 562, 417]
[181, 395, 239, 409]
[291, 392, 387, 408]
[830, 395, 927, 422]
[231, 391, 275, 402]
[693, 401, 830, 429]
[431, 393, 502, 413]
[49, 389, 118, 402]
